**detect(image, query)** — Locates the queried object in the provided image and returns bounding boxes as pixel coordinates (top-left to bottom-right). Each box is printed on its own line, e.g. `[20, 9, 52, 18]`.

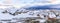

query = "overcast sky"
[0, 0, 60, 8]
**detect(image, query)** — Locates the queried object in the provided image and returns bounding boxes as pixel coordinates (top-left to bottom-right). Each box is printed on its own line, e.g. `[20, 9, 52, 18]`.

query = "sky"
[0, 0, 60, 8]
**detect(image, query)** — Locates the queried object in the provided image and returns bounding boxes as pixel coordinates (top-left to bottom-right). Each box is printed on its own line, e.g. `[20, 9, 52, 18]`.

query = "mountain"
[25, 5, 60, 10]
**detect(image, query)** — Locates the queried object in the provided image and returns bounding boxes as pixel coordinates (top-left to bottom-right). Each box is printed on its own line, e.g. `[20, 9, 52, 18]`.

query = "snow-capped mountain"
[0, 5, 60, 23]
[0, 4, 60, 19]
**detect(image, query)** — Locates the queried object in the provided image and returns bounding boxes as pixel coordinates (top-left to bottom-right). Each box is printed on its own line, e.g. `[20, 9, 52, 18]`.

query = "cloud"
[0, 0, 60, 9]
